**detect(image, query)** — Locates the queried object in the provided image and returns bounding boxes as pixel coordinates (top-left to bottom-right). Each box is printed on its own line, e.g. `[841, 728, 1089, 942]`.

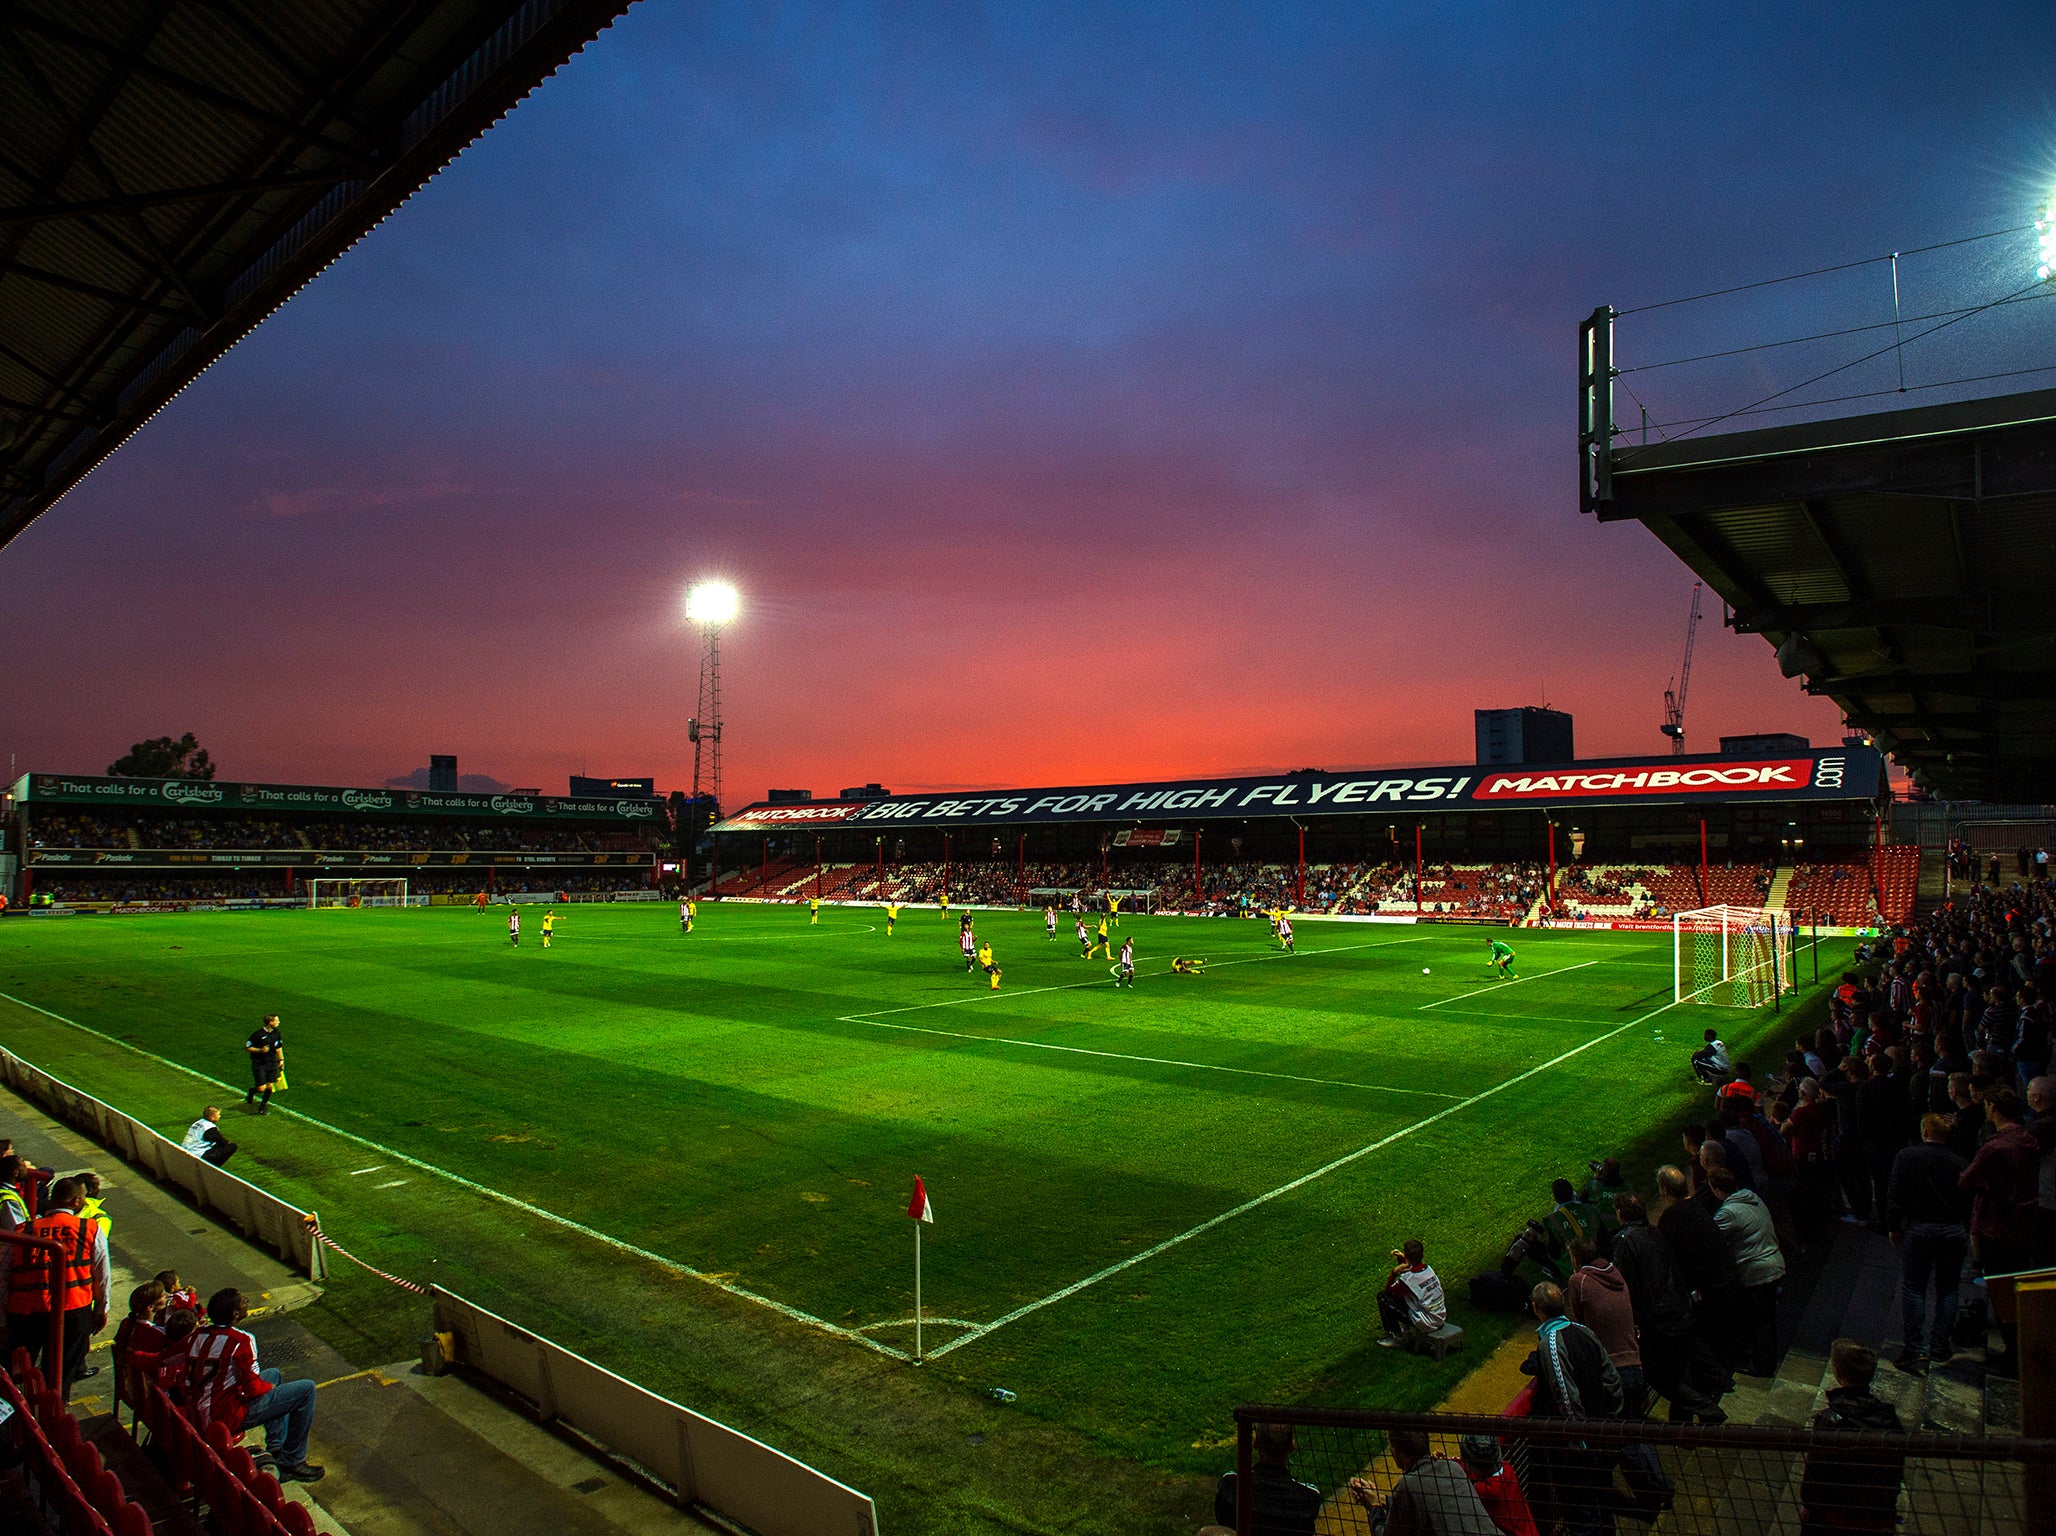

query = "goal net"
[1674, 905, 1790, 1007]
[307, 878, 409, 909]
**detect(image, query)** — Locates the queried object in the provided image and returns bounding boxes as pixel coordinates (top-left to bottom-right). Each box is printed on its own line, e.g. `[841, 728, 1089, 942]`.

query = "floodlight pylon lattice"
[686, 597, 729, 840]
[1674, 904, 1790, 1008]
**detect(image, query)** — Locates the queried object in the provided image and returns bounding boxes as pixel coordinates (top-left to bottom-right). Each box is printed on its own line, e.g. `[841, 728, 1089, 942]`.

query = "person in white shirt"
[1376, 1238, 1447, 1347]
[180, 1107, 237, 1167]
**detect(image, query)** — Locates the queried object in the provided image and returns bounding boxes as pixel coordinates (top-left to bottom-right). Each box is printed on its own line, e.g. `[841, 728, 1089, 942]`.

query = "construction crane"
[1661, 583, 1703, 755]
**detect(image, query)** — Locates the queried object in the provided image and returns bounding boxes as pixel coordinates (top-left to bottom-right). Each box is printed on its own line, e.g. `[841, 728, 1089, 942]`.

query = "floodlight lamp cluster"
[2039, 201, 2056, 283]
[685, 581, 740, 627]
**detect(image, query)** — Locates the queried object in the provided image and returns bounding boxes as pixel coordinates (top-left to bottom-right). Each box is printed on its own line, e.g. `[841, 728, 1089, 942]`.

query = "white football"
[1422, 967, 1431, 975]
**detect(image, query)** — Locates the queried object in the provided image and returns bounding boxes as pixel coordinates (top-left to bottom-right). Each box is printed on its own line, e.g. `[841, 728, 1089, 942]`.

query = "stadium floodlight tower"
[684, 581, 739, 873]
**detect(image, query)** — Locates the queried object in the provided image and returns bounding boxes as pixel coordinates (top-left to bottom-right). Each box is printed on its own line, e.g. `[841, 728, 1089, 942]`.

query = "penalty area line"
[0, 989, 912, 1363]
[1416, 959, 1605, 1011]
[923, 995, 1681, 1361]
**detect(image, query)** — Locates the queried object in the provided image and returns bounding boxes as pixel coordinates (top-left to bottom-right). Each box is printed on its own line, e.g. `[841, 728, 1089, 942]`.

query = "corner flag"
[908, 1175, 935, 1224]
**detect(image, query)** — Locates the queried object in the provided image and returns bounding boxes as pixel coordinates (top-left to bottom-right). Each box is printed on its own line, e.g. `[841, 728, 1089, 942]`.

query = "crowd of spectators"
[1201, 863, 2056, 1535]
[23, 808, 657, 855]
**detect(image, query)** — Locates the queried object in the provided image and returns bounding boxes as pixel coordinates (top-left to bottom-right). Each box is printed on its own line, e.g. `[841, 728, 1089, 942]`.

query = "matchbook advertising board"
[711, 748, 1883, 834]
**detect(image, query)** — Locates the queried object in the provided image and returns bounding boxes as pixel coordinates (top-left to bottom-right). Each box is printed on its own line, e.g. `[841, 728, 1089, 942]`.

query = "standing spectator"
[1856, 1053, 1914, 1229]
[1520, 1282, 1624, 1536]
[1787, 1078, 1833, 1244]
[1707, 1166, 1785, 1376]
[1376, 1239, 1447, 1349]
[1543, 1178, 1600, 1254]
[180, 1107, 237, 1167]
[1797, 1341, 1905, 1536]
[1456, 1436, 1538, 1536]
[1, 1176, 109, 1401]
[1655, 1165, 1743, 1370]
[1610, 1193, 1725, 1423]
[1884, 1112, 1971, 1371]
[1565, 1238, 1641, 1413]
[1960, 1089, 2040, 1377]
[1826, 1058, 1871, 1223]
[0, 1154, 28, 1236]
[2014, 984, 2051, 1096]
[2029, 1076, 2056, 1267]
[245, 1015, 285, 1113]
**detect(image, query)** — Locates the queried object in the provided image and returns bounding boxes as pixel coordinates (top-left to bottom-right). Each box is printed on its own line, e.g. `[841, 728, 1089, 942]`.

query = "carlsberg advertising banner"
[14, 773, 661, 824]
[711, 746, 1884, 834]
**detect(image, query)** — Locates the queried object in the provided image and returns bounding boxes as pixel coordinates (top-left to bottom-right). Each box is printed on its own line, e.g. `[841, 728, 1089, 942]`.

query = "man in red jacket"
[1961, 1088, 2040, 1377]
[159, 1288, 325, 1482]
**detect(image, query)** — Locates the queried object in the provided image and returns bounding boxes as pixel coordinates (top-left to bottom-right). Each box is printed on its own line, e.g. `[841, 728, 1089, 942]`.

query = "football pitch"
[0, 904, 1844, 1533]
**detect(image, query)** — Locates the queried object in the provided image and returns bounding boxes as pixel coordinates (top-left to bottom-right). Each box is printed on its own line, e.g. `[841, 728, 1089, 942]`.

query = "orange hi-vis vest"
[7, 1209, 99, 1314]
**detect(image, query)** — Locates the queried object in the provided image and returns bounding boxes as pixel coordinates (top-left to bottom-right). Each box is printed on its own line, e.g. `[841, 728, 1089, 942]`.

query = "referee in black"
[245, 1014, 284, 1114]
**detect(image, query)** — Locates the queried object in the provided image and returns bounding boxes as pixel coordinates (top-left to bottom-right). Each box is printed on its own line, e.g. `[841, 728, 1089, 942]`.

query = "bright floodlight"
[685, 581, 740, 626]
[2039, 202, 2055, 282]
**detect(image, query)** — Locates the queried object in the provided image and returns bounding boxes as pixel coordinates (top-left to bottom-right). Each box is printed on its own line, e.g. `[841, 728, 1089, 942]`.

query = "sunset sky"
[3, 2, 2053, 804]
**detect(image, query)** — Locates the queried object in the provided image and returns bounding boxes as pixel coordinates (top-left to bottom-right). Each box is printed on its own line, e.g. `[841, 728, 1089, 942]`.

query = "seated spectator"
[1456, 1434, 1538, 1536]
[1707, 1166, 1785, 1376]
[156, 1268, 201, 1316]
[1565, 1237, 1642, 1414]
[159, 1287, 325, 1483]
[1798, 1340, 1905, 1536]
[112, 1280, 168, 1415]
[1347, 1427, 1498, 1535]
[1377, 1239, 1448, 1349]
[1206, 1421, 1320, 1535]
[1692, 1030, 1732, 1085]
[180, 1106, 237, 1167]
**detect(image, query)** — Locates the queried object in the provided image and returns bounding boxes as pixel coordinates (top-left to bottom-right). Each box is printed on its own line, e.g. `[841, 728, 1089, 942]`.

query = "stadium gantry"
[0, 0, 639, 551]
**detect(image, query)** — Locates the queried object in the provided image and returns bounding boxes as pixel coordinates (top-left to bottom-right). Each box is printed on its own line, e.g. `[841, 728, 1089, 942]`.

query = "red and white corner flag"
[908, 1175, 935, 1224]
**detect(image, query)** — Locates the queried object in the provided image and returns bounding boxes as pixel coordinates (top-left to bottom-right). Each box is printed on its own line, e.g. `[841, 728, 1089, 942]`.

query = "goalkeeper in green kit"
[1488, 938, 1517, 979]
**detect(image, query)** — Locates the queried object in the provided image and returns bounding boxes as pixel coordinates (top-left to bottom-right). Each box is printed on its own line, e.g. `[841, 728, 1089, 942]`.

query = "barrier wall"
[432, 1288, 878, 1536]
[0, 1048, 325, 1280]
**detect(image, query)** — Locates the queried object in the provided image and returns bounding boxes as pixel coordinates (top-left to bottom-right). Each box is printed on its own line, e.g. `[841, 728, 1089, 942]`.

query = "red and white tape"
[302, 1215, 429, 1295]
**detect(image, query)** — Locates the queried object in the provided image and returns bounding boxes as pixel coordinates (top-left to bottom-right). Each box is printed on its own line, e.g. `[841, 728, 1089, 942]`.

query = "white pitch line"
[0, 989, 913, 1363]
[1416, 959, 1604, 1011]
[348, 1166, 386, 1176]
[834, 1013, 1463, 1099]
[923, 995, 1680, 1360]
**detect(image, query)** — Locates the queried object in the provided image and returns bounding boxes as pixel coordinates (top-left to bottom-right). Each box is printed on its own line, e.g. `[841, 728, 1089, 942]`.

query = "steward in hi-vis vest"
[3, 1176, 110, 1401]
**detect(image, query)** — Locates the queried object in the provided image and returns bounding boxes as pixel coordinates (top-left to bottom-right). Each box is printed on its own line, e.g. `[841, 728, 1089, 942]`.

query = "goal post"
[1674, 904, 1792, 1008]
[307, 877, 409, 909]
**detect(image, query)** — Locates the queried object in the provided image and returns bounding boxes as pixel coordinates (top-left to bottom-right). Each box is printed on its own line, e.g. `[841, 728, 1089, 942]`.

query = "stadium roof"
[1590, 387, 2056, 805]
[0, 0, 637, 550]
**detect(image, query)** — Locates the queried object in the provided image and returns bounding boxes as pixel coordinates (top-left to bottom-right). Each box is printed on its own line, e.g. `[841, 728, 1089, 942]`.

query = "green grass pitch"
[0, 903, 1844, 1533]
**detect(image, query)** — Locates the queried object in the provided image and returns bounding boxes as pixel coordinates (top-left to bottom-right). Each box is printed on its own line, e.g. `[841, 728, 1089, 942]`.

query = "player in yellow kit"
[1107, 893, 1123, 927]
[977, 939, 1001, 990]
[541, 910, 557, 949]
[680, 897, 695, 934]
[885, 901, 900, 935]
[808, 896, 820, 926]
[1091, 916, 1112, 960]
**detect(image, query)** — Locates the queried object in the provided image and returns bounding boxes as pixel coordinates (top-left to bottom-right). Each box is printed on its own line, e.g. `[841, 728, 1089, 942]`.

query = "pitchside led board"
[710, 747, 1886, 835]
